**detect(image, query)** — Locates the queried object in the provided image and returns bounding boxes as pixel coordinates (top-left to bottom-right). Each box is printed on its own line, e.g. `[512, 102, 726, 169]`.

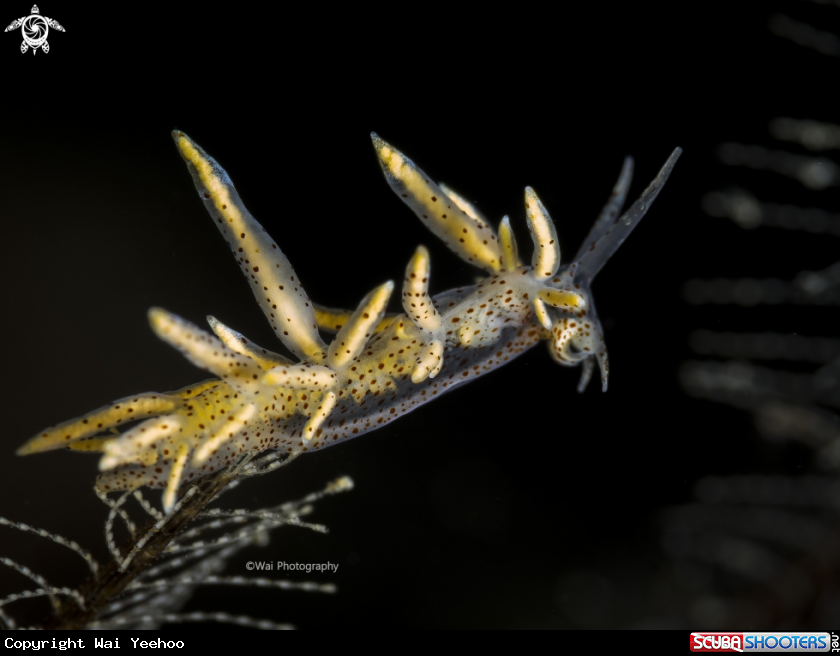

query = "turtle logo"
[4, 5, 64, 55]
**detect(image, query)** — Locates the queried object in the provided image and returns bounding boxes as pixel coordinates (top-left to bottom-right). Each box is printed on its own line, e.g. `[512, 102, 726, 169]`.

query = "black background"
[1, 0, 837, 629]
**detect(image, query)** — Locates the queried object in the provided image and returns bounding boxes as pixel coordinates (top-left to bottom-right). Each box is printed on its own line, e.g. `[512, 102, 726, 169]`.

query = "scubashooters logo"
[690, 632, 833, 652]
[4, 5, 64, 54]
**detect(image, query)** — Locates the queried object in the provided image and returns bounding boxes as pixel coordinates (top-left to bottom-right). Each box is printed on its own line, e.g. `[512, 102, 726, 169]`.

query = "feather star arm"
[18, 131, 681, 512]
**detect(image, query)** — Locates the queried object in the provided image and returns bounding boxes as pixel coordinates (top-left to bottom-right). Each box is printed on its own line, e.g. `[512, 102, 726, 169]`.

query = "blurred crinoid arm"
[768, 11, 840, 58]
[685, 18, 840, 439]
[672, 1, 840, 630]
[660, 473, 840, 628]
[0, 468, 354, 630]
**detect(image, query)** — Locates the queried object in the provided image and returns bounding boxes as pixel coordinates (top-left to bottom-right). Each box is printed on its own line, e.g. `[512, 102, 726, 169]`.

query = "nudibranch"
[18, 132, 681, 512]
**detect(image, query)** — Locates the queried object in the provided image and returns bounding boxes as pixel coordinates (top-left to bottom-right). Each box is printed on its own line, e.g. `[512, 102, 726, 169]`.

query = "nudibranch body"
[18, 132, 681, 512]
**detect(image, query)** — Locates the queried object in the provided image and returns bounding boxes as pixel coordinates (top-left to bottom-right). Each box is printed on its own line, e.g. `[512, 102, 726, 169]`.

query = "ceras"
[18, 131, 681, 512]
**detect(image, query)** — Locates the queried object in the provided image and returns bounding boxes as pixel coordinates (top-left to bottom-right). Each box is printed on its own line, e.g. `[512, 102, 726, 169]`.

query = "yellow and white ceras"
[18, 131, 681, 512]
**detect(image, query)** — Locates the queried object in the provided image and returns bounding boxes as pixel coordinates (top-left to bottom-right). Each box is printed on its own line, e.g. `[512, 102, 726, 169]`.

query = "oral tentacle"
[595, 348, 610, 392]
[577, 357, 596, 393]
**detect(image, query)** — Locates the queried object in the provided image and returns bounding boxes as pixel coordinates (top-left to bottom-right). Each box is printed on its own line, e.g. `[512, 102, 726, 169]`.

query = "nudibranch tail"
[172, 131, 327, 363]
[371, 132, 502, 273]
[17, 393, 180, 455]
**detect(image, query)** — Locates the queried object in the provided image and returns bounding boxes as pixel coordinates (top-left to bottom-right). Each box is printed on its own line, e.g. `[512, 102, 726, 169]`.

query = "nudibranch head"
[549, 150, 680, 391]
[538, 269, 608, 392]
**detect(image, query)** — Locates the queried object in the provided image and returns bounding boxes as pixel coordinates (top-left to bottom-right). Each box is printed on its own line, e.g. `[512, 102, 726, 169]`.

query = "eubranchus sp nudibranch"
[18, 132, 681, 512]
